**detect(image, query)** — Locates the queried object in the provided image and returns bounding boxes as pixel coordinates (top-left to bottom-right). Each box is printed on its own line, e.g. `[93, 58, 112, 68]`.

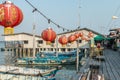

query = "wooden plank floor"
[102, 49, 120, 80]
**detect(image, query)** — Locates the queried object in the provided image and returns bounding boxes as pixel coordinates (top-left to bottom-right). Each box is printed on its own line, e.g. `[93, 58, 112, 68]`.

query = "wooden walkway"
[45, 49, 120, 80]
[102, 49, 120, 80]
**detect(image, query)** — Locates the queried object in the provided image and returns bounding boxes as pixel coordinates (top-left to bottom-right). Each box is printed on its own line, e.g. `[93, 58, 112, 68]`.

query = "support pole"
[76, 40, 79, 73]
[56, 35, 58, 57]
[33, 24, 35, 58]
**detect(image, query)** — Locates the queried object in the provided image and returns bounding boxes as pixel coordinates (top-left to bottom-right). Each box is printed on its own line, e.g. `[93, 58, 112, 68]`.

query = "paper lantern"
[79, 32, 83, 37]
[74, 32, 80, 38]
[68, 34, 76, 43]
[41, 28, 56, 45]
[58, 35, 68, 46]
[0, 1, 23, 34]
[88, 31, 94, 38]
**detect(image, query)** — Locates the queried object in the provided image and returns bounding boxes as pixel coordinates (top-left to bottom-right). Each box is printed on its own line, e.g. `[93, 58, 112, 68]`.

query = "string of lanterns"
[0, 1, 94, 47]
[41, 27, 94, 46]
[24, 0, 94, 46]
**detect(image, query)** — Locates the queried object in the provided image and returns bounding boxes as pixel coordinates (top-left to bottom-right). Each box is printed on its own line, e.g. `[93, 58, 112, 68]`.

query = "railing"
[86, 70, 91, 80]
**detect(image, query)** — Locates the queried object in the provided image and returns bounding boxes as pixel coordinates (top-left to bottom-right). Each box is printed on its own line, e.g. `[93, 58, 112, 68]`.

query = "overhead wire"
[25, 0, 72, 32]
[105, 3, 120, 32]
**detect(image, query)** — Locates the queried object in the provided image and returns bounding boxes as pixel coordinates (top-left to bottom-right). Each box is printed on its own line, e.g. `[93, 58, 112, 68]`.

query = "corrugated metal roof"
[109, 28, 120, 31]
[2, 28, 103, 37]
[2, 32, 41, 38]
[58, 28, 103, 36]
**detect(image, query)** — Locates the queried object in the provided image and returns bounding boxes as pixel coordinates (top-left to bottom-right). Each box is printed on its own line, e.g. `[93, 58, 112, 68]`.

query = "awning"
[104, 37, 113, 40]
[94, 35, 105, 41]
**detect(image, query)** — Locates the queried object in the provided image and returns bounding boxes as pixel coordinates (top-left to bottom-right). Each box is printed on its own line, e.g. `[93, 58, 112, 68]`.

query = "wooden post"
[16, 49, 18, 58]
[23, 48, 25, 57]
[23, 48, 25, 58]
[26, 48, 31, 57]
[19, 48, 22, 58]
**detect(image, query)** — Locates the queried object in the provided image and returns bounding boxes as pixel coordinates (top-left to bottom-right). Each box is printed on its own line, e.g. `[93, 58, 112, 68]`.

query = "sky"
[0, 0, 120, 40]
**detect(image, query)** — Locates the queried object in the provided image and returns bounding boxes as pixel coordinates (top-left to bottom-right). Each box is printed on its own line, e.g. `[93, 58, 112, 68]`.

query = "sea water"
[0, 41, 5, 65]
[0, 41, 79, 80]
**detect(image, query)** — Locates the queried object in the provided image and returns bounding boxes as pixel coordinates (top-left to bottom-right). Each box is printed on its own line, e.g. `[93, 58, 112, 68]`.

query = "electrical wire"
[25, 0, 72, 32]
[106, 3, 120, 32]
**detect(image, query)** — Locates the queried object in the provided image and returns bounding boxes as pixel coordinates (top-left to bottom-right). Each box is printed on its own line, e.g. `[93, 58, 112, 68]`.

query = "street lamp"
[112, 16, 118, 19]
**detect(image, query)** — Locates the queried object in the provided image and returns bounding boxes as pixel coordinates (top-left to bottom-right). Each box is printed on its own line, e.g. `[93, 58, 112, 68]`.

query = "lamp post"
[76, 0, 81, 73]
[32, 8, 37, 58]
[112, 16, 118, 19]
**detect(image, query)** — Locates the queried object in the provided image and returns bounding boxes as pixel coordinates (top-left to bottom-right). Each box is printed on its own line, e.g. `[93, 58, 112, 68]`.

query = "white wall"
[4, 29, 97, 52]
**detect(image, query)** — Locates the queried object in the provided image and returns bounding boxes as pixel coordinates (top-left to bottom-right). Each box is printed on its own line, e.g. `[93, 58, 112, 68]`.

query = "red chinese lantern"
[81, 36, 86, 40]
[68, 34, 76, 43]
[74, 32, 80, 38]
[0, 1, 23, 34]
[79, 32, 83, 37]
[88, 31, 94, 38]
[41, 28, 56, 45]
[58, 35, 68, 46]
[85, 37, 90, 42]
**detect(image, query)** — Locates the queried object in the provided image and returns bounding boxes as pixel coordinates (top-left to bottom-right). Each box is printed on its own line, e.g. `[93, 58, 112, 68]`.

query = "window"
[43, 48, 46, 51]
[40, 48, 42, 51]
[38, 40, 43, 44]
[50, 48, 53, 51]
[74, 48, 76, 50]
[68, 48, 71, 51]
[79, 40, 82, 43]
[24, 40, 28, 44]
[55, 48, 59, 51]
[61, 48, 66, 52]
